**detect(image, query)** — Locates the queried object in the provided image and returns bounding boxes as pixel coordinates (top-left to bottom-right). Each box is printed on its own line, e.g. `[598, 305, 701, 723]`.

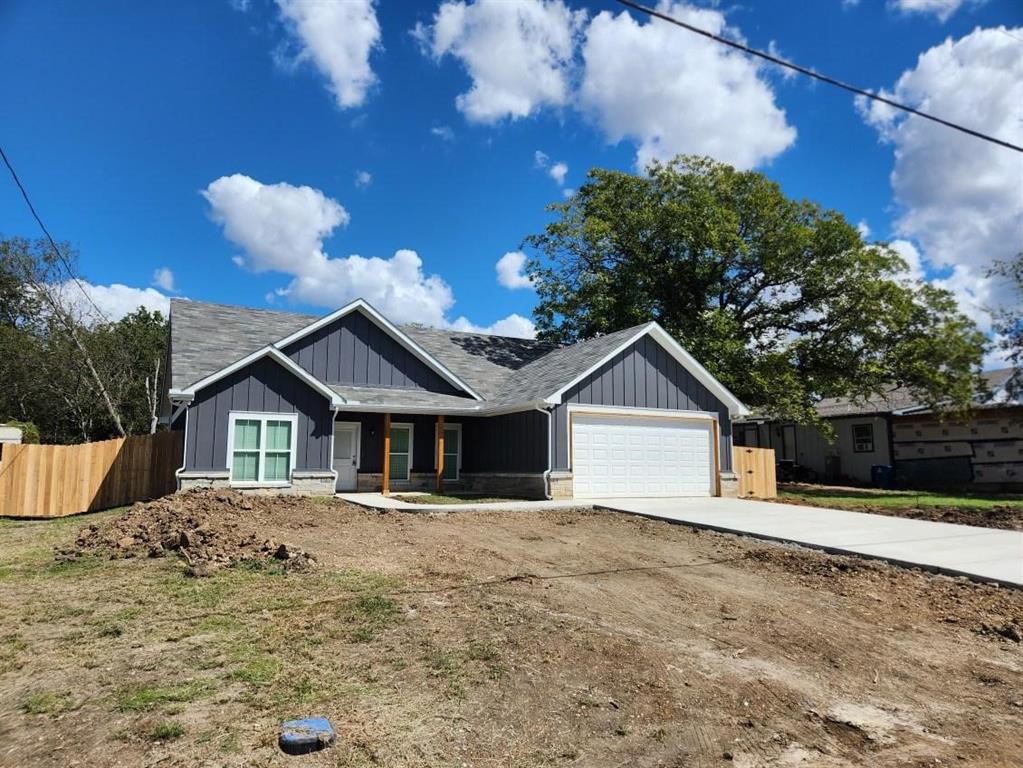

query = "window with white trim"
[436, 423, 462, 480]
[852, 423, 874, 453]
[388, 423, 413, 481]
[227, 412, 298, 484]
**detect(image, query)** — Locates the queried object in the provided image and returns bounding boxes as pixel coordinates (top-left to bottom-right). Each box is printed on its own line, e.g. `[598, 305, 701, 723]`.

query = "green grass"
[116, 680, 214, 712]
[20, 691, 79, 716]
[779, 486, 1023, 510]
[147, 721, 185, 741]
[397, 493, 530, 505]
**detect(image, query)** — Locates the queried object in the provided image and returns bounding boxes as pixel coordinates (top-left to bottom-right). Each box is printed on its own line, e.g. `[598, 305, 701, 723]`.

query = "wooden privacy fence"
[733, 446, 777, 499]
[0, 431, 183, 518]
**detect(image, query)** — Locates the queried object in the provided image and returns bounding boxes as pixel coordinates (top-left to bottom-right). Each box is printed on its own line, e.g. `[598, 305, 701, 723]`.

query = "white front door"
[333, 423, 360, 491]
[572, 413, 714, 498]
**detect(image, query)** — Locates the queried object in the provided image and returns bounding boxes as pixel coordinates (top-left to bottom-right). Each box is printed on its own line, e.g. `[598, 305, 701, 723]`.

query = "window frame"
[851, 423, 875, 453]
[435, 422, 462, 481]
[226, 411, 299, 487]
[388, 422, 414, 482]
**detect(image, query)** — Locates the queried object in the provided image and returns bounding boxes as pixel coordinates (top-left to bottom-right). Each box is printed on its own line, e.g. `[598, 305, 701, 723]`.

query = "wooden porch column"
[436, 414, 445, 493]
[382, 413, 391, 495]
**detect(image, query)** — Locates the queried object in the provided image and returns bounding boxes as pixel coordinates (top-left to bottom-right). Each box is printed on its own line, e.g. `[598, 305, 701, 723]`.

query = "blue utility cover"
[279, 717, 336, 755]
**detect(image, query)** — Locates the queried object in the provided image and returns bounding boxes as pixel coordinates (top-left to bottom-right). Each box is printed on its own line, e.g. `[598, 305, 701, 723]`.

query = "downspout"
[172, 399, 189, 492]
[535, 405, 553, 500]
[328, 404, 341, 491]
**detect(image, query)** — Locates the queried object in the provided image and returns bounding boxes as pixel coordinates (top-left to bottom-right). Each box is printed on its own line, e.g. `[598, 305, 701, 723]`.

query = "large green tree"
[525, 156, 985, 423]
[0, 236, 168, 443]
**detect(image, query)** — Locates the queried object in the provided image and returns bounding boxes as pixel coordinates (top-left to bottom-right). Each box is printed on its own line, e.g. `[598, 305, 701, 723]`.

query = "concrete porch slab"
[336, 492, 588, 512]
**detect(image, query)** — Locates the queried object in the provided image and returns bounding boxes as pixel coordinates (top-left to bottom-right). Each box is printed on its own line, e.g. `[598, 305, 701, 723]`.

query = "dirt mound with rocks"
[59, 488, 317, 576]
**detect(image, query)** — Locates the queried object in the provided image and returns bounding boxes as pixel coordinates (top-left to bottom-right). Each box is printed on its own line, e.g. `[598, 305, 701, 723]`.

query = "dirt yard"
[1, 491, 1021, 767]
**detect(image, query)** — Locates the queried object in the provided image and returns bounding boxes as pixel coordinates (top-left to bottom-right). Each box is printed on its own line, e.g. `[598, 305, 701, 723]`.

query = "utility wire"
[0, 144, 111, 323]
[613, 0, 1023, 154]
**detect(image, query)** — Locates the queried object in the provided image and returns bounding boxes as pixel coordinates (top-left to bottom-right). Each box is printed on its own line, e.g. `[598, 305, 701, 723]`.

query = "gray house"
[165, 298, 748, 499]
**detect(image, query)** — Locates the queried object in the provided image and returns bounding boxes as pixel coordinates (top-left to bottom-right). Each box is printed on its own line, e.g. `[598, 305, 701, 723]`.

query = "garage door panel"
[572, 414, 713, 498]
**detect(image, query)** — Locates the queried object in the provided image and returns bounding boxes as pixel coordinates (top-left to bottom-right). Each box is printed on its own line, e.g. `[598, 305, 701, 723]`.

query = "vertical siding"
[185, 356, 332, 472]
[550, 336, 734, 473]
[282, 311, 461, 394]
[342, 410, 549, 475]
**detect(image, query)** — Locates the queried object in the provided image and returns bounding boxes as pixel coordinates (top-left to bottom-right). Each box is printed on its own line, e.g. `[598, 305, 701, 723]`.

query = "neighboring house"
[164, 299, 749, 499]
[734, 369, 1022, 488]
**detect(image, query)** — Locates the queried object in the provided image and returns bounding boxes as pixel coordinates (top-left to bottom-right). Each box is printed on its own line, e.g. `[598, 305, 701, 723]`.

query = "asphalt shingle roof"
[169, 300, 649, 411]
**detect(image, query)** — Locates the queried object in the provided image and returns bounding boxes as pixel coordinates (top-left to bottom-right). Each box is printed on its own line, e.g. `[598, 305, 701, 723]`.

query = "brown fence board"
[0, 431, 183, 518]
[733, 446, 777, 499]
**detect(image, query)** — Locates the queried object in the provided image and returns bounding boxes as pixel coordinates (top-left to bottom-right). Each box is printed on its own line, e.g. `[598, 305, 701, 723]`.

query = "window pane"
[266, 421, 292, 451]
[444, 427, 459, 452]
[389, 453, 409, 480]
[232, 451, 259, 482]
[234, 420, 261, 450]
[264, 452, 290, 482]
[443, 459, 457, 480]
[390, 427, 409, 452]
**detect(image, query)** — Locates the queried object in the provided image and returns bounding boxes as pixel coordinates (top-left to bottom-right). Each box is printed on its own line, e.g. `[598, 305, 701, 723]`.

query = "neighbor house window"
[437, 423, 462, 480]
[388, 423, 413, 481]
[227, 412, 297, 485]
[852, 423, 874, 453]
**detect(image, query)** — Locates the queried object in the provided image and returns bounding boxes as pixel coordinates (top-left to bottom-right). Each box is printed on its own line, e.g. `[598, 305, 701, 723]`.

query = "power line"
[612, 0, 1023, 154]
[0, 144, 111, 323]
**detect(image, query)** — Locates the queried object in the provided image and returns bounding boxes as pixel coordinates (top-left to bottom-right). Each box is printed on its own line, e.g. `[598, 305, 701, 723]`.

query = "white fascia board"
[270, 298, 484, 401]
[565, 403, 718, 421]
[180, 346, 345, 408]
[544, 323, 750, 417]
[334, 400, 548, 417]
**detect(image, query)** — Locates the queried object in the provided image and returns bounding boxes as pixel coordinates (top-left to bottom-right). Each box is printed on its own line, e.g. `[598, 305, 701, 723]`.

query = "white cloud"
[203, 174, 535, 337]
[354, 170, 372, 188]
[888, 238, 925, 283]
[496, 251, 535, 290]
[449, 313, 536, 338]
[857, 26, 1023, 332]
[562, 187, 574, 198]
[415, 0, 585, 123]
[431, 125, 455, 141]
[274, 0, 381, 109]
[889, 0, 967, 22]
[856, 220, 871, 239]
[579, 3, 796, 170]
[548, 161, 568, 185]
[151, 267, 175, 292]
[534, 149, 549, 167]
[53, 281, 171, 324]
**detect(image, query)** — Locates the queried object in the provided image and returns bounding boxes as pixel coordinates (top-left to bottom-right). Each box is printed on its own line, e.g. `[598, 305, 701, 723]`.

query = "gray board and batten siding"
[551, 334, 734, 472]
[184, 356, 333, 473]
[282, 312, 466, 395]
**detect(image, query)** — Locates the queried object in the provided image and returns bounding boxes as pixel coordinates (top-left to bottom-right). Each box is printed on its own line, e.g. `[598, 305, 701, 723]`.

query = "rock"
[274, 543, 292, 560]
[116, 537, 135, 549]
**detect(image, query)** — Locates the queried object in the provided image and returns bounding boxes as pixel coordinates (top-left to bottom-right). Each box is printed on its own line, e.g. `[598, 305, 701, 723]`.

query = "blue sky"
[1, 0, 1021, 349]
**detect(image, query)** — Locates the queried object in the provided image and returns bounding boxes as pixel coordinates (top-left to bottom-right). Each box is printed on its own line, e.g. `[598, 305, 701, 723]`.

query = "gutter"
[535, 405, 553, 500]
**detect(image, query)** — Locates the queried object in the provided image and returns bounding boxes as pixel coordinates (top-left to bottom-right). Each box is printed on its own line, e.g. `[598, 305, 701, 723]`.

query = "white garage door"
[572, 414, 714, 498]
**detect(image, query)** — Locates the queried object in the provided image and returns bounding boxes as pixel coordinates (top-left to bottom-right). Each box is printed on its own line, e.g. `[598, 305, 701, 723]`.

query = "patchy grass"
[20, 691, 79, 716]
[395, 492, 532, 505]
[147, 721, 185, 741]
[778, 484, 1023, 510]
[116, 680, 215, 712]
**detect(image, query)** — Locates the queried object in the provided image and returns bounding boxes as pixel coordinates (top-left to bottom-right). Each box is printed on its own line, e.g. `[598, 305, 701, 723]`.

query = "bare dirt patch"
[0, 496, 1020, 767]
[61, 489, 316, 575]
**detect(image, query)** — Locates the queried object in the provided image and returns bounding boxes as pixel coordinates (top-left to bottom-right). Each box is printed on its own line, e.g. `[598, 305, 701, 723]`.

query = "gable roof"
[168, 299, 749, 415]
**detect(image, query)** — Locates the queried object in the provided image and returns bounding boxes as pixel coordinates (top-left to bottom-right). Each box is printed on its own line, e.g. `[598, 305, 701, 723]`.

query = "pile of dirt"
[58, 488, 317, 575]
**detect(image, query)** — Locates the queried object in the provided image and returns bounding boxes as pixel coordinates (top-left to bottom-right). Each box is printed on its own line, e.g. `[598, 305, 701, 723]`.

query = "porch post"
[382, 413, 391, 495]
[436, 414, 445, 493]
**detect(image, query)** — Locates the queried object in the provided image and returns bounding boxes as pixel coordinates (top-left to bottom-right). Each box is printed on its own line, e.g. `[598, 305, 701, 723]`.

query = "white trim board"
[545, 323, 749, 417]
[270, 299, 484, 401]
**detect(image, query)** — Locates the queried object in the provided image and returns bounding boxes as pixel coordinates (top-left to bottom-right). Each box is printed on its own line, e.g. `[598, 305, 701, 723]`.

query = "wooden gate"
[732, 446, 777, 499]
[0, 431, 183, 518]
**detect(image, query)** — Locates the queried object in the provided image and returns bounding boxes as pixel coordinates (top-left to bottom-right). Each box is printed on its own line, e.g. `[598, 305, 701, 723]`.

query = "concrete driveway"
[597, 496, 1023, 588]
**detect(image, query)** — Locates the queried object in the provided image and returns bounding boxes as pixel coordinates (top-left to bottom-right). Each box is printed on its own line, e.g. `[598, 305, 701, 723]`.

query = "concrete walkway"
[336, 492, 584, 512]
[598, 497, 1023, 588]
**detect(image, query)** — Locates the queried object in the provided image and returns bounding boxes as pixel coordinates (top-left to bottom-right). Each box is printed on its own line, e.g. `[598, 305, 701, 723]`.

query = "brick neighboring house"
[734, 369, 1022, 489]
